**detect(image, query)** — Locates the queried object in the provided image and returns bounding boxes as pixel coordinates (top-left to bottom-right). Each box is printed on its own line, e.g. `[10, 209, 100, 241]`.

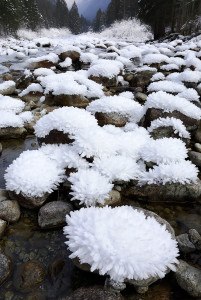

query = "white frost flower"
[64, 206, 179, 282]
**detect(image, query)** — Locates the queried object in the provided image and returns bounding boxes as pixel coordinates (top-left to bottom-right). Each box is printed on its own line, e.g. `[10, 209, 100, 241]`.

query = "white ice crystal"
[5, 150, 65, 198]
[144, 91, 201, 120]
[71, 126, 119, 158]
[0, 80, 16, 94]
[139, 161, 198, 185]
[88, 59, 123, 79]
[40, 144, 89, 170]
[19, 83, 43, 97]
[68, 169, 113, 206]
[19, 111, 34, 123]
[59, 57, 72, 68]
[64, 206, 179, 282]
[92, 155, 141, 181]
[0, 111, 24, 128]
[143, 53, 170, 65]
[148, 80, 186, 93]
[141, 138, 188, 164]
[39, 71, 104, 99]
[27, 53, 59, 65]
[33, 68, 55, 77]
[148, 117, 190, 139]
[34, 107, 98, 138]
[151, 72, 165, 82]
[178, 88, 200, 102]
[0, 95, 25, 113]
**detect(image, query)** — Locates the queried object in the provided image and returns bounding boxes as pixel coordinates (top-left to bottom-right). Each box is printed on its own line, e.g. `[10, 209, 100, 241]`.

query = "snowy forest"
[0, 0, 201, 299]
[0, 0, 201, 38]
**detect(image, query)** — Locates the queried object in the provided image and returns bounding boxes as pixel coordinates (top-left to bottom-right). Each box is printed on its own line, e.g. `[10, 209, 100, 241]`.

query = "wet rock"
[48, 259, 65, 281]
[194, 143, 201, 153]
[37, 129, 74, 145]
[59, 50, 80, 62]
[105, 278, 126, 292]
[89, 75, 117, 87]
[8, 191, 49, 209]
[0, 189, 8, 201]
[124, 73, 134, 81]
[25, 293, 46, 300]
[38, 201, 73, 229]
[0, 127, 27, 140]
[188, 229, 201, 250]
[189, 151, 201, 168]
[124, 180, 201, 203]
[175, 260, 201, 298]
[95, 112, 129, 127]
[14, 261, 46, 292]
[21, 92, 43, 103]
[45, 94, 89, 108]
[0, 143, 2, 155]
[16, 75, 33, 90]
[0, 199, 20, 223]
[63, 286, 124, 300]
[176, 233, 196, 254]
[150, 126, 189, 143]
[30, 60, 56, 70]
[0, 219, 7, 237]
[135, 92, 147, 102]
[0, 249, 12, 285]
[100, 190, 121, 207]
[144, 108, 200, 132]
[195, 127, 201, 143]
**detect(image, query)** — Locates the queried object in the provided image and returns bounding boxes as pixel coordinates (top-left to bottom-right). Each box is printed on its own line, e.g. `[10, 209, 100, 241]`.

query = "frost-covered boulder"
[148, 117, 190, 140]
[34, 107, 97, 145]
[0, 81, 16, 95]
[64, 206, 178, 288]
[38, 71, 103, 107]
[144, 91, 201, 131]
[86, 95, 143, 127]
[68, 169, 114, 207]
[58, 46, 81, 62]
[0, 111, 27, 139]
[130, 67, 157, 87]
[0, 95, 25, 113]
[19, 83, 43, 103]
[27, 53, 59, 69]
[88, 60, 123, 87]
[124, 178, 201, 202]
[5, 150, 65, 208]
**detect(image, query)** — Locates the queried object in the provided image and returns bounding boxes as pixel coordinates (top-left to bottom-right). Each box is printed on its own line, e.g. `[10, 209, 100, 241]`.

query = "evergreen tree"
[55, 0, 69, 28]
[23, 0, 42, 30]
[93, 9, 102, 32]
[69, 2, 81, 34]
[80, 15, 91, 32]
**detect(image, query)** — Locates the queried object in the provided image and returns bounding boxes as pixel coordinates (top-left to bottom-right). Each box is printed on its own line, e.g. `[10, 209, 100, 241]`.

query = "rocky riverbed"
[0, 31, 201, 299]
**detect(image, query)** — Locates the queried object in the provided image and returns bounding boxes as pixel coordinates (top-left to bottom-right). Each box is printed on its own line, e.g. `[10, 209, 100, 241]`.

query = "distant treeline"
[0, 0, 200, 38]
[0, 0, 89, 35]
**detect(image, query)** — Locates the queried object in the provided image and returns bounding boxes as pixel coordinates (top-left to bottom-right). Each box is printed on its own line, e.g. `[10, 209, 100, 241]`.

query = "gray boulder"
[176, 233, 196, 254]
[124, 180, 201, 202]
[0, 249, 12, 285]
[188, 229, 201, 251]
[175, 260, 201, 298]
[189, 151, 201, 168]
[0, 198, 20, 223]
[38, 201, 73, 229]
